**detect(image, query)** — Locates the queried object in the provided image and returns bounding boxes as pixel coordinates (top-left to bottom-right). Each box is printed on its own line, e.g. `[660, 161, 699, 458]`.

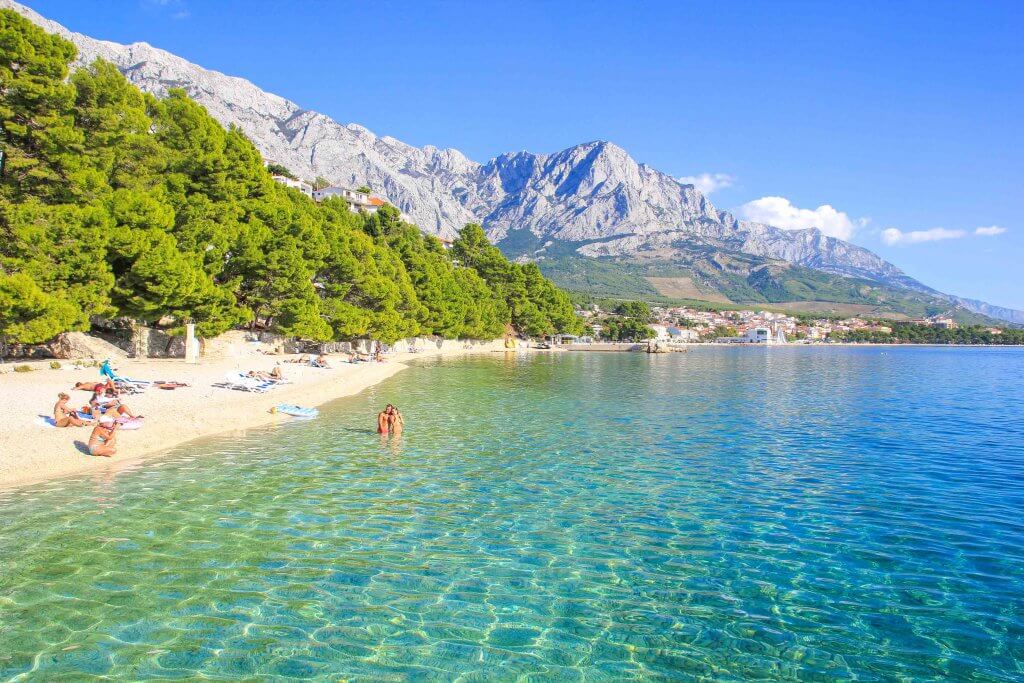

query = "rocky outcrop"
[46, 333, 129, 361]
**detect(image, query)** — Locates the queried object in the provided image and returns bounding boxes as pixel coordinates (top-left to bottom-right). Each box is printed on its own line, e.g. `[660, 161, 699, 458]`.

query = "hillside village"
[576, 303, 1007, 345]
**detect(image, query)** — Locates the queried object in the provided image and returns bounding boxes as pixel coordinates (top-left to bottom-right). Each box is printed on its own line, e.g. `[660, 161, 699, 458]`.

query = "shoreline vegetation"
[0, 10, 584, 360]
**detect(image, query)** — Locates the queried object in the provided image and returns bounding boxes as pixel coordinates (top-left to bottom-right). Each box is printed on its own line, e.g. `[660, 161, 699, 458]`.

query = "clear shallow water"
[1, 347, 1023, 681]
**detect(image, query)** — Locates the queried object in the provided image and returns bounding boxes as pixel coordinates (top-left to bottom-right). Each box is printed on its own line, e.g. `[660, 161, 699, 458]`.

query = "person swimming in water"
[87, 420, 119, 457]
[376, 404, 405, 436]
[54, 392, 91, 428]
[388, 405, 404, 436]
[377, 404, 394, 435]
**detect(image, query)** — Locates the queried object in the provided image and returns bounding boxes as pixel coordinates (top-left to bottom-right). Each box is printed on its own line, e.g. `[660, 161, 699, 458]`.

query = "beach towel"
[216, 372, 276, 393]
[98, 416, 144, 430]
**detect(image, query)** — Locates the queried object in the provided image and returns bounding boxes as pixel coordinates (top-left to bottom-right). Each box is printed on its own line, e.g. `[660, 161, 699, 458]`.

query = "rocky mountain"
[948, 297, 1024, 326]
[5, 0, 1020, 323]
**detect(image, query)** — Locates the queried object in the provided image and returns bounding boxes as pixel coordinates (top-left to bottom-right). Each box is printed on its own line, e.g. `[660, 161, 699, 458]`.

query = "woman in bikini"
[388, 406, 404, 436]
[54, 393, 91, 428]
[87, 421, 119, 457]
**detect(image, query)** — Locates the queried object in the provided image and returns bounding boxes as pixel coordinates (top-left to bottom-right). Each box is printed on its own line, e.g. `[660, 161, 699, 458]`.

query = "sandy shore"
[0, 340, 508, 490]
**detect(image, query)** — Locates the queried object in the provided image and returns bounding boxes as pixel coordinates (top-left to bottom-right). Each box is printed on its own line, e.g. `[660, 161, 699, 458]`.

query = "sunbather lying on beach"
[245, 364, 284, 381]
[310, 354, 331, 368]
[54, 393, 91, 427]
[74, 379, 115, 393]
[87, 421, 119, 457]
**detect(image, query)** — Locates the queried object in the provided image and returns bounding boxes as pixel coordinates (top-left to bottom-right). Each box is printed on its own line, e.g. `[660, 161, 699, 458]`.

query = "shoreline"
[0, 340, 510, 491]
[5, 341, 1019, 490]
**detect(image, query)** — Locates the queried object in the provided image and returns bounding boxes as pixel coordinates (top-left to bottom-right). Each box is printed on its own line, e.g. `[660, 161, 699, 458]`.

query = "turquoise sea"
[1, 347, 1022, 680]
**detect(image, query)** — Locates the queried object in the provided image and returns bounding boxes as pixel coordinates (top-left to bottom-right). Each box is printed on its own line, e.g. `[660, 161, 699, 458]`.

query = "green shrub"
[13, 364, 33, 372]
[49, 361, 62, 369]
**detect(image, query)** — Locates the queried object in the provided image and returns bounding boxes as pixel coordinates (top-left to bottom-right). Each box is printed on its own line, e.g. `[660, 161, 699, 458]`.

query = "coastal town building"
[668, 328, 700, 342]
[271, 174, 312, 197]
[313, 186, 381, 214]
[715, 326, 788, 344]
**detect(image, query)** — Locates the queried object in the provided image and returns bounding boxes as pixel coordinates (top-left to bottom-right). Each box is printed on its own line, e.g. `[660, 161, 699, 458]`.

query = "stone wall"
[16, 327, 503, 361]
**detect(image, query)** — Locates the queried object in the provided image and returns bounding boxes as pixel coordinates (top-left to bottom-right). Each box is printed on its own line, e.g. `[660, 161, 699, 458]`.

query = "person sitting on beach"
[87, 420, 119, 457]
[388, 405, 404, 436]
[88, 387, 139, 420]
[310, 354, 331, 369]
[54, 393, 91, 428]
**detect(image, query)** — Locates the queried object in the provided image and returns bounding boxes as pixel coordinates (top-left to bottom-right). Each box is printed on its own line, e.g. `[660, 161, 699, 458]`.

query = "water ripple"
[1, 348, 1023, 680]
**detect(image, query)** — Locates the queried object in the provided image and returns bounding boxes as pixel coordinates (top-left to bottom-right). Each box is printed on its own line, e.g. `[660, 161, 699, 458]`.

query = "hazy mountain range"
[6, 0, 1020, 324]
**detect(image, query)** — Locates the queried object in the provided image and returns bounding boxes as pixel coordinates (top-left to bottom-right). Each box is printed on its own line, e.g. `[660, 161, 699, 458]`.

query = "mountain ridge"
[4, 0, 1020, 323]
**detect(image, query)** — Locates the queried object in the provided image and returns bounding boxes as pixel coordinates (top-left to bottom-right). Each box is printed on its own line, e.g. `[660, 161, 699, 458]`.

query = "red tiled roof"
[368, 197, 386, 206]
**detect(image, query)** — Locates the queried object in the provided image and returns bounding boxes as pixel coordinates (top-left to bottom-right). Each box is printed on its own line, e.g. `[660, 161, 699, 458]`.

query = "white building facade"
[271, 175, 312, 197]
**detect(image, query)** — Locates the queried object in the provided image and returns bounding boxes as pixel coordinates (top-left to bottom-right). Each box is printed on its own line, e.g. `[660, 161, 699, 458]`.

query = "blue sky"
[27, 0, 1024, 308]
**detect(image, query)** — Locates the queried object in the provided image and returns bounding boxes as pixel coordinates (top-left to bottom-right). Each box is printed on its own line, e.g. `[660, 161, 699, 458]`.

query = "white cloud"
[678, 173, 734, 195]
[975, 225, 1007, 236]
[736, 196, 857, 240]
[881, 227, 967, 245]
